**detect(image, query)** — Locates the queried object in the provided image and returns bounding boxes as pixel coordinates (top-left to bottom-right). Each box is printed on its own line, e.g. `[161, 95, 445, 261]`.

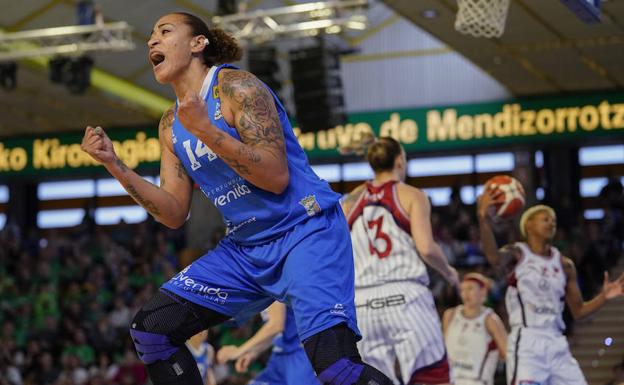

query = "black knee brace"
[129, 290, 229, 385]
[303, 323, 393, 385]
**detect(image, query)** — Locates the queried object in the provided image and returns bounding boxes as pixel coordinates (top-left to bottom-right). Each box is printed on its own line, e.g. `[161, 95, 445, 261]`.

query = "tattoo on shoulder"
[159, 106, 175, 132]
[220, 70, 285, 158]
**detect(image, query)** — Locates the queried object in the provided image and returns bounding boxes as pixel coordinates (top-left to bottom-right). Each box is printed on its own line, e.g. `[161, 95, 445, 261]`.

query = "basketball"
[484, 175, 526, 220]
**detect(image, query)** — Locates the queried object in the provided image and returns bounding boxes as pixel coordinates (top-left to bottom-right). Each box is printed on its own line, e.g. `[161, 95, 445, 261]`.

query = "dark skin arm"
[476, 190, 521, 277]
[177, 69, 289, 194]
[563, 256, 624, 319]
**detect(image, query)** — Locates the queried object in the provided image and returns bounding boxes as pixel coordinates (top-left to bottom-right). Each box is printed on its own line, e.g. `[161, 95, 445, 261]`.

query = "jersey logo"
[212, 85, 219, 99]
[329, 303, 346, 316]
[299, 195, 321, 216]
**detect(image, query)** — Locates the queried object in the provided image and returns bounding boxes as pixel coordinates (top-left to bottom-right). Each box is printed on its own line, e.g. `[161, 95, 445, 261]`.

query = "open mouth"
[149, 52, 165, 68]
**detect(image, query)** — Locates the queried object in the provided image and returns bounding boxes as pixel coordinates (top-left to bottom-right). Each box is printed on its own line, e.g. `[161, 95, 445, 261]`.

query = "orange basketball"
[484, 175, 526, 220]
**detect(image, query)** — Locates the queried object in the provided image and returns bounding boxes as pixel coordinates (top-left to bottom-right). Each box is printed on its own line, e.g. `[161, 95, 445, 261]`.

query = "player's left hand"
[177, 93, 212, 136]
[235, 351, 257, 373]
[603, 271, 624, 300]
[216, 345, 239, 364]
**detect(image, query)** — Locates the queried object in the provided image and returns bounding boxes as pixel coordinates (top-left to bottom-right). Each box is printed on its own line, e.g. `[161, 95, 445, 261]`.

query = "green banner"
[1, 92, 623, 178]
[299, 92, 624, 159]
[0, 127, 160, 178]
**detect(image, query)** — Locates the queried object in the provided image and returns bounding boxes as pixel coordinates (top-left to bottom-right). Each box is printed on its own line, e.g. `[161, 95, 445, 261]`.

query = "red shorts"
[408, 355, 451, 385]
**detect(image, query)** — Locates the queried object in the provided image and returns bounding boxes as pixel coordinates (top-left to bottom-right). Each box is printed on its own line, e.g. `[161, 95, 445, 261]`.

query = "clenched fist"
[177, 93, 212, 136]
[81, 126, 117, 165]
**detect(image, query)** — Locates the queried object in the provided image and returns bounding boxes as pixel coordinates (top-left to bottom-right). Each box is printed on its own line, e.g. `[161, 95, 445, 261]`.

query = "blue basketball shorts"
[250, 349, 320, 385]
[162, 203, 360, 342]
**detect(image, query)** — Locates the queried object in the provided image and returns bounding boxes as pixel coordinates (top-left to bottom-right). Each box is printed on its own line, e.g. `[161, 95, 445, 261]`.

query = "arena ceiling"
[384, 0, 624, 94]
[1, 0, 624, 138]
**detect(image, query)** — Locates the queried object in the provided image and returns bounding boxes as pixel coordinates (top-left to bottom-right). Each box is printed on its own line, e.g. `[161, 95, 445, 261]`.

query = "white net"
[455, 0, 511, 38]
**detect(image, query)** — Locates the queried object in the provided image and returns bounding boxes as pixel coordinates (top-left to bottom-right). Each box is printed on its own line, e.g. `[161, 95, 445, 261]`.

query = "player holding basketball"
[217, 302, 319, 385]
[477, 191, 624, 385]
[342, 136, 458, 385]
[443, 273, 507, 385]
[81, 12, 392, 385]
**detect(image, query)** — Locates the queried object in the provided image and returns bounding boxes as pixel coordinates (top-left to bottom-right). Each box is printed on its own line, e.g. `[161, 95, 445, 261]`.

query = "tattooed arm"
[177, 69, 288, 194]
[80, 106, 193, 229]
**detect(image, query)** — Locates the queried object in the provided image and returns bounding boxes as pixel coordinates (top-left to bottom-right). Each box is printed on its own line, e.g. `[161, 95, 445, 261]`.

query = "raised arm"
[476, 191, 520, 276]
[485, 312, 508, 360]
[80, 106, 193, 229]
[409, 188, 459, 287]
[563, 257, 624, 320]
[177, 69, 288, 194]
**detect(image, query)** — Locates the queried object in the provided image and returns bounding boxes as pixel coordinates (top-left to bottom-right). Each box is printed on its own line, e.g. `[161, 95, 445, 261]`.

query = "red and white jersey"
[347, 181, 428, 289]
[506, 242, 566, 332]
[446, 306, 498, 385]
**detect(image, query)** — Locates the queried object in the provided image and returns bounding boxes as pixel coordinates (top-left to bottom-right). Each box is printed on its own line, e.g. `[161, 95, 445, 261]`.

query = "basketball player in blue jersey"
[80, 11, 392, 385]
[217, 302, 319, 385]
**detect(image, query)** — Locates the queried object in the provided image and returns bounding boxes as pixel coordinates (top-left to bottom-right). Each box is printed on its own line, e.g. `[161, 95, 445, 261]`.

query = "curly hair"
[172, 12, 243, 66]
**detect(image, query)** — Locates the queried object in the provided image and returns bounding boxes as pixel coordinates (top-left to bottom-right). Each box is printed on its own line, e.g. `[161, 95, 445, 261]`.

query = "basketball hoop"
[455, 0, 510, 38]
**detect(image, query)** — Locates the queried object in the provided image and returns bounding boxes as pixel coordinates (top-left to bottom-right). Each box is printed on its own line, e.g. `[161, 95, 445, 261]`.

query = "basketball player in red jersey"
[342, 136, 458, 385]
[478, 191, 624, 385]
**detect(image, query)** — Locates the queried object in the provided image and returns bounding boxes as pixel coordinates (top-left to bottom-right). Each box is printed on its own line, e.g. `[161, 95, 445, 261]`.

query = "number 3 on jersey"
[183, 139, 217, 170]
[368, 216, 393, 259]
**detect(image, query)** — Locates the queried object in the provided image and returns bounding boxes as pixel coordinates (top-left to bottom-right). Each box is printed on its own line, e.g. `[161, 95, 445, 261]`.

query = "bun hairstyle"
[173, 12, 243, 66]
[339, 132, 403, 173]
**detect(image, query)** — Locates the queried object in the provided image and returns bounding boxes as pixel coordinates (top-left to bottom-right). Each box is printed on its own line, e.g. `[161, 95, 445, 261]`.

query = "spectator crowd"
[1, 179, 622, 385]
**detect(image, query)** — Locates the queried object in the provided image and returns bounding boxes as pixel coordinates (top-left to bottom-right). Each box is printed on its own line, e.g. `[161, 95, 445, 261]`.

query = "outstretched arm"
[177, 70, 289, 194]
[410, 189, 459, 287]
[564, 257, 624, 320]
[80, 106, 193, 229]
[216, 301, 286, 370]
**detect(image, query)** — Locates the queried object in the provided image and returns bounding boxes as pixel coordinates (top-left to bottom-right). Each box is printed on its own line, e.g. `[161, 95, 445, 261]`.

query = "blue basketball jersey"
[172, 64, 340, 245]
[273, 307, 303, 354]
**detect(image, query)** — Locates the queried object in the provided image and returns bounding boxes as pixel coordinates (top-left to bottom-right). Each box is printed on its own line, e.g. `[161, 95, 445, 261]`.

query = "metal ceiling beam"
[0, 22, 134, 61]
[213, 0, 369, 43]
[0, 26, 172, 118]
